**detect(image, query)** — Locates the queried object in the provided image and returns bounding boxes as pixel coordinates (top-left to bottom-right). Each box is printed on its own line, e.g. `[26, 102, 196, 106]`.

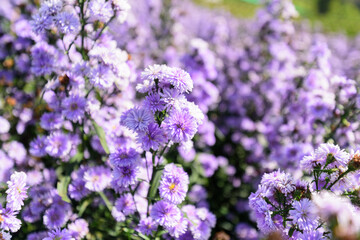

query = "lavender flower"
[62, 95, 87, 123]
[150, 200, 181, 228]
[45, 132, 72, 158]
[166, 67, 193, 93]
[6, 172, 28, 211]
[40, 112, 63, 130]
[109, 148, 140, 167]
[67, 219, 89, 239]
[138, 217, 158, 236]
[289, 199, 318, 232]
[44, 228, 73, 240]
[112, 165, 139, 187]
[159, 164, 189, 205]
[43, 207, 67, 229]
[88, 0, 114, 22]
[115, 193, 136, 216]
[120, 107, 154, 132]
[84, 166, 112, 192]
[0, 207, 21, 232]
[136, 123, 166, 151]
[54, 12, 80, 34]
[164, 109, 197, 143]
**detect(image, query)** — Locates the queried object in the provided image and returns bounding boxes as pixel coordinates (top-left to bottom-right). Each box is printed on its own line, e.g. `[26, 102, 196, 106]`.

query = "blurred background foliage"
[194, 0, 360, 36]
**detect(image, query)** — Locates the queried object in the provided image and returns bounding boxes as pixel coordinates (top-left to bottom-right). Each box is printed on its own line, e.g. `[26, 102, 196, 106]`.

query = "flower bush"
[1, 0, 360, 239]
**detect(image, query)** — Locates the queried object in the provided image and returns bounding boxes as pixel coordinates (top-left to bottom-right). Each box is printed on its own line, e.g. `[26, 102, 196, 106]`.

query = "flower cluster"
[0, 172, 28, 238]
[249, 144, 360, 239]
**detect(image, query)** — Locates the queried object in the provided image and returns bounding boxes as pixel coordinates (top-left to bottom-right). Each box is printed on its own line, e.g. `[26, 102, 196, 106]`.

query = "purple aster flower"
[31, 13, 53, 34]
[120, 107, 154, 132]
[45, 132, 72, 158]
[89, 65, 116, 89]
[115, 193, 136, 216]
[43, 207, 67, 229]
[144, 93, 166, 113]
[136, 65, 169, 93]
[138, 217, 158, 236]
[109, 148, 140, 167]
[260, 169, 296, 196]
[111, 207, 125, 222]
[159, 164, 189, 205]
[188, 185, 207, 203]
[235, 223, 258, 240]
[88, 0, 114, 22]
[150, 200, 181, 227]
[112, 165, 139, 187]
[0, 230, 11, 240]
[39, 0, 63, 16]
[198, 153, 219, 178]
[31, 42, 56, 76]
[84, 166, 112, 192]
[40, 112, 63, 130]
[315, 143, 350, 168]
[289, 199, 318, 232]
[6, 172, 28, 211]
[136, 123, 166, 151]
[0, 116, 10, 134]
[167, 217, 188, 238]
[3, 141, 27, 165]
[62, 95, 86, 123]
[166, 67, 193, 93]
[68, 179, 90, 201]
[44, 228, 73, 240]
[0, 207, 21, 232]
[54, 12, 80, 34]
[67, 219, 89, 240]
[164, 109, 197, 143]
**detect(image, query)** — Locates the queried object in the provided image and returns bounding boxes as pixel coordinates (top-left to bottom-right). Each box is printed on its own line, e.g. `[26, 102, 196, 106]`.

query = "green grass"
[194, 0, 360, 36]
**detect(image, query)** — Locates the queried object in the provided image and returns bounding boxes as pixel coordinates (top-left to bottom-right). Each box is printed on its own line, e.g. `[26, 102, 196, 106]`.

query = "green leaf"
[92, 120, 110, 154]
[57, 176, 71, 203]
[288, 226, 296, 237]
[148, 168, 164, 200]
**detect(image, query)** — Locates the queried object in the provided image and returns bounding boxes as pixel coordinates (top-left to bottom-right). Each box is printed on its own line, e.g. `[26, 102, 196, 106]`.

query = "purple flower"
[84, 166, 112, 192]
[120, 107, 154, 132]
[138, 217, 158, 236]
[31, 13, 53, 34]
[43, 207, 67, 229]
[289, 199, 318, 232]
[0, 207, 21, 232]
[150, 200, 181, 227]
[315, 143, 350, 168]
[45, 132, 72, 158]
[164, 109, 197, 143]
[109, 148, 140, 167]
[67, 218, 89, 239]
[62, 95, 87, 123]
[0, 116, 10, 134]
[167, 217, 188, 238]
[115, 193, 136, 216]
[29, 136, 46, 157]
[31, 42, 56, 76]
[136, 123, 166, 151]
[44, 228, 73, 240]
[144, 93, 166, 113]
[88, 0, 114, 22]
[89, 65, 116, 89]
[40, 112, 63, 130]
[235, 223, 258, 240]
[137, 64, 169, 93]
[6, 172, 28, 211]
[54, 12, 80, 34]
[159, 164, 189, 205]
[112, 165, 139, 187]
[166, 67, 193, 93]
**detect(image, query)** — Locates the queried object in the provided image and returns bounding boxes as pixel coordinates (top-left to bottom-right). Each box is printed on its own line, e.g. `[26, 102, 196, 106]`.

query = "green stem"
[99, 191, 113, 212]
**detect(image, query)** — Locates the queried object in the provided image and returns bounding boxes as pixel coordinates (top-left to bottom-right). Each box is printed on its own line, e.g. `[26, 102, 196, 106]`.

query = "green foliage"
[194, 0, 360, 36]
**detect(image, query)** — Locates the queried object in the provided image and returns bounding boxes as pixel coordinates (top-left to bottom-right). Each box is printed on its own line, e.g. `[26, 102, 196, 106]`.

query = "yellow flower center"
[0, 214, 4, 223]
[169, 183, 176, 190]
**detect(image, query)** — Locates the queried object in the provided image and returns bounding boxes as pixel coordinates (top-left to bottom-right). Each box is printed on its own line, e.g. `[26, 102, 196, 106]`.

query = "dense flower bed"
[1, 0, 360, 239]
